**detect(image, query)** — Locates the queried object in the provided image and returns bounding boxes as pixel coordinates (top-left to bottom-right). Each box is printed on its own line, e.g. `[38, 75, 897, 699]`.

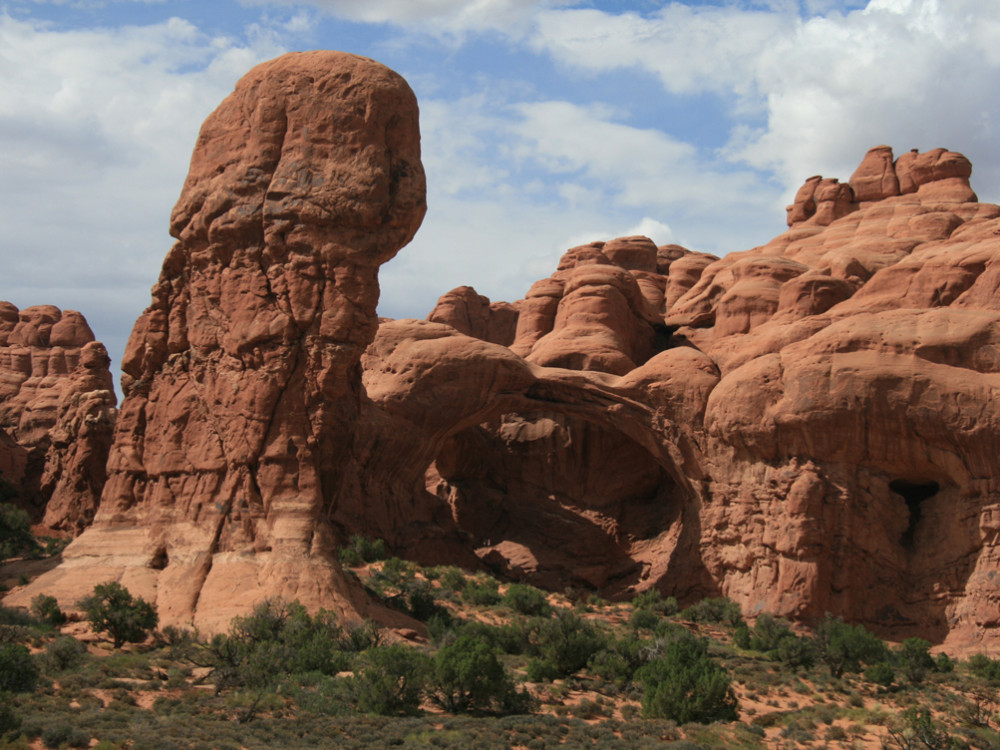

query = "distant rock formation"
[359, 144, 1000, 653]
[0, 303, 115, 533]
[9, 51, 1000, 654]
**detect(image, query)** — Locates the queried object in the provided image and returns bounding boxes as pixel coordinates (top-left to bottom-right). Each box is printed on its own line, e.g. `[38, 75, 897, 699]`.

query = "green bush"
[528, 610, 608, 677]
[896, 638, 934, 684]
[812, 615, 888, 677]
[865, 661, 895, 687]
[934, 652, 954, 673]
[629, 608, 660, 631]
[77, 581, 158, 648]
[0, 501, 36, 561]
[637, 637, 738, 724]
[356, 644, 430, 715]
[0, 697, 20, 736]
[41, 724, 90, 749]
[209, 599, 350, 692]
[30, 594, 66, 627]
[587, 633, 647, 686]
[0, 642, 39, 692]
[338, 535, 388, 567]
[631, 589, 679, 615]
[680, 597, 742, 627]
[503, 584, 550, 617]
[43, 636, 87, 672]
[429, 633, 531, 714]
[463, 579, 501, 607]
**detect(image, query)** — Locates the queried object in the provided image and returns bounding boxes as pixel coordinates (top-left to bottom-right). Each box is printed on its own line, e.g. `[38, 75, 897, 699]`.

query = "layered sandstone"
[0, 303, 115, 532]
[8, 56, 1000, 655]
[364, 144, 999, 652]
[9, 51, 426, 631]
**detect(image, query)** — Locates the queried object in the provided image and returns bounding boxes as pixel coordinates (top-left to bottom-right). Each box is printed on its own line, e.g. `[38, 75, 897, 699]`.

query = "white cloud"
[0, 13, 286, 381]
[242, 0, 565, 37]
[531, 4, 794, 98]
[524, 1, 1000, 207]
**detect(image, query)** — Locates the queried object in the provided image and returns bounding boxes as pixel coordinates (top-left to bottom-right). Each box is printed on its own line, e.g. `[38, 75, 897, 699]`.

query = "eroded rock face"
[0, 303, 116, 532]
[10, 51, 426, 632]
[10, 66, 999, 657]
[391, 146, 1000, 652]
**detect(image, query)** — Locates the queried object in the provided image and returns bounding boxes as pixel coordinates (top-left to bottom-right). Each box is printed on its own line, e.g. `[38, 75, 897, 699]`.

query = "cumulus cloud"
[0, 12, 286, 377]
[525, 0, 1000, 205]
[241, 0, 565, 37]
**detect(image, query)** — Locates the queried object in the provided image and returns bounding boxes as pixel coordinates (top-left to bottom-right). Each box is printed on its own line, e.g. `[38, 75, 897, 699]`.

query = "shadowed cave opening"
[424, 411, 681, 590]
[890, 479, 940, 549]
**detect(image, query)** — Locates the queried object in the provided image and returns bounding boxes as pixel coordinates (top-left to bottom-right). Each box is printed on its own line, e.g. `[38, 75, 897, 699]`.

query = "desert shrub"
[631, 589, 679, 615]
[629, 608, 661, 631]
[0, 501, 36, 561]
[77, 582, 158, 648]
[41, 724, 90, 749]
[884, 707, 954, 750]
[896, 638, 934, 684]
[0, 698, 20, 736]
[865, 661, 895, 688]
[429, 633, 532, 714]
[210, 599, 350, 691]
[525, 657, 561, 682]
[528, 610, 609, 677]
[338, 535, 388, 567]
[43, 636, 87, 672]
[345, 619, 382, 652]
[356, 644, 430, 715]
[463, 578, 502, 607]
[588, 633, 647, 686]
[503, 584, 550, 617]
[637, 637, 738, 724]
[438, 567, 468, 593]
[0, 642, 38, 692]
[680, 597, 742, 627]
[733, 621, 752, 649]
[30, 594, 66, 627]
[746, 613, 815, 668]
[934, 652, 954, 673]
[812, 614, 888, 677]
[407, 581, 443, 621]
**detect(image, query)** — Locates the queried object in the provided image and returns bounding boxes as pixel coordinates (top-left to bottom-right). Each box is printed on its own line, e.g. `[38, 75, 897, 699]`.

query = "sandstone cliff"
[374, 145, 1000, 652]
[8, 49, 1000, 653]
[8, 51, 427, 632]
[0, 303, 116, 533]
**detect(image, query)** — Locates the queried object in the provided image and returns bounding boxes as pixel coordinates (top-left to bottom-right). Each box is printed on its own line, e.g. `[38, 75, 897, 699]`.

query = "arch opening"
[424, 410, 684, 591]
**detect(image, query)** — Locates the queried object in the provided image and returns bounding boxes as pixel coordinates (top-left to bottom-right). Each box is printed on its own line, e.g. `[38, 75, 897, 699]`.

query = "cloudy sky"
[2, 0, 999, 387]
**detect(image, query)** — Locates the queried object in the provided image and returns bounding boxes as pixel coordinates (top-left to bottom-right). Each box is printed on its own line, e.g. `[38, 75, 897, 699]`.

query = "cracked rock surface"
[10, 51, 426, 632]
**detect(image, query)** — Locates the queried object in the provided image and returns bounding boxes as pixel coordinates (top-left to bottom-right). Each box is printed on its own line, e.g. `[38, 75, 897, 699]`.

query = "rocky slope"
[0, 303, 116, 533]
[8, 50, 999, 651]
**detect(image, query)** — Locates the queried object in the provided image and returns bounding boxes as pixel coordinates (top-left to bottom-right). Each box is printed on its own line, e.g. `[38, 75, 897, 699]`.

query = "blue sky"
[2, 0, 998, 385]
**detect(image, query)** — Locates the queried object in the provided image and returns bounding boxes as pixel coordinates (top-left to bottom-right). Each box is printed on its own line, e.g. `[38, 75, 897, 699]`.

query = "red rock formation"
[0, 303, 115, 532]
[406, 146, 1000, 652]
[9, 56, 999, 657]
[9, 51, 426, 632]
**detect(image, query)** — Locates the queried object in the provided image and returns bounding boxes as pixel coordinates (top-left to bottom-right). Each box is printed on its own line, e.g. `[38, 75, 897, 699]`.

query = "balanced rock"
[0, 303, 115, 532]
[10, 51, 426, 631]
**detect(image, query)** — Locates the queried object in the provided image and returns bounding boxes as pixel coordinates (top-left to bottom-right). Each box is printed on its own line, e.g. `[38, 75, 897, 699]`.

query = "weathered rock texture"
[356, 145, 1000, 653]
[0, 303, 116, 532]
[9, 62, 1000, 656]
[9, 51, 426, 632]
